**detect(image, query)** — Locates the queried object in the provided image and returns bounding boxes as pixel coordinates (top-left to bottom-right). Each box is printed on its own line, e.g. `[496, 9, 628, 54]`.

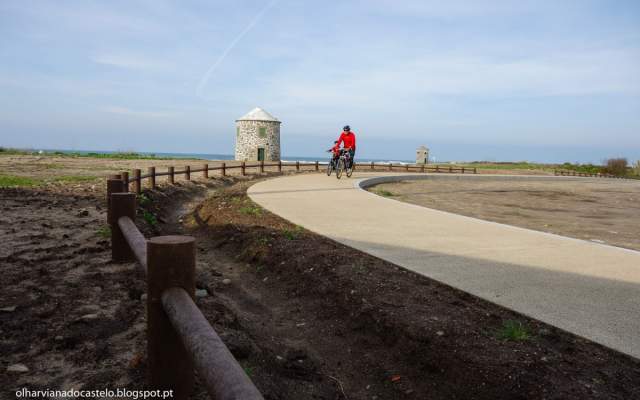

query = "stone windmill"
[235, 107, 281, 162]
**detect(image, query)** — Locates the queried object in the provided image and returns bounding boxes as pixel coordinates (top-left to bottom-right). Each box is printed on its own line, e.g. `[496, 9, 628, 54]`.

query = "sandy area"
[370, 177, 640, 251]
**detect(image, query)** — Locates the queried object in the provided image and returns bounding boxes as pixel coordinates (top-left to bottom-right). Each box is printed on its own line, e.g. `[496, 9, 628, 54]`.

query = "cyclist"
[335, 125, 356, 168]
[328, 141, 341, 162]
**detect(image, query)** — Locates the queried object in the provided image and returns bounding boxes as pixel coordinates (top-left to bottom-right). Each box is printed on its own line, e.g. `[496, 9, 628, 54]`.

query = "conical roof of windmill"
[236, 107, 280, 122]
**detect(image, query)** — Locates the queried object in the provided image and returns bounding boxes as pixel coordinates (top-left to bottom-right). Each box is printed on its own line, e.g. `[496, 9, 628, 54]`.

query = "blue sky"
[0, 0, 639, 163]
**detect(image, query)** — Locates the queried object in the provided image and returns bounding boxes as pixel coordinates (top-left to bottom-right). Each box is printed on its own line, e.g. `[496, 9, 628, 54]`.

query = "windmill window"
[259, 127, 267, 138]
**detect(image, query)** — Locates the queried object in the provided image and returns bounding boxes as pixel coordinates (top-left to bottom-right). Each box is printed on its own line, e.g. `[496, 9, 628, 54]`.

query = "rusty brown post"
[315, 161, 319, 171]
[203, 164, 209, 179]
[388, 163, 392, 171]
[121, 171, 129, 192]
[221, 162, 226, 177]
[449, 166, 453, 173]
[147, 235, 196, 399]
[107, 178, 124, 226]
[241, 162, 246, 176]
[474, 167, 477, 174]
[405, 164, 409, 172]
[260, 160, 264, 173]
[462, 167, 466, 174]
[168, 166, 175, 184]
[421, 164, 425, 173]
[185, 166, 191, 181]
[370, 161, 374, 170]
[278, 160, 282, 172]
[149, 167, 156, 189]
[110, 193, 136, 262]
[296, 161, 300, 171]
[132, 169, 141, 194]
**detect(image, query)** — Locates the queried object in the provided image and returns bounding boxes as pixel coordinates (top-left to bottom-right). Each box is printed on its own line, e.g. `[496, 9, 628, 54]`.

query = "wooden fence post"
[260, 160, 264, 173]
[388, 163, 392, 171]
[149, 167, 156, 189]
[185, 166, 191, 181]
[421, 164, 425, 173]
[278, 160, 282, 172]
[221, 162, 226, 177]
[436, 165, 440, 173]
[203, 164, 209, 179]
[405, 164, 409, 172]
[474, 167, 477, 174]
[121, 171, 129, 192]
[296, 161, 300, 172]
[241, 162, 246, 176]
[110, 193, 136, 262]
[147, 235, 196, 399]
[168, 167, 175, 184]
[107, 178, 124, 227]
[315, 161, 319, 172]
[371, 161, 374, 170]
[462, 167, 466, 174]
[449, 166, 453, 173]
[133, 169, 141, 194]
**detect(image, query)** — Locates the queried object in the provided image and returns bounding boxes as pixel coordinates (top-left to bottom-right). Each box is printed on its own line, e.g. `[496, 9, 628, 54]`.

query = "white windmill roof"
[236, 107, 280, 122]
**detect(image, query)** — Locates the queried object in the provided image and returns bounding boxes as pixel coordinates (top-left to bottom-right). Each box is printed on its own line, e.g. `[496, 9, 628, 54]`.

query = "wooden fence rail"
[118, 161, 476, 194]
[553, 169, 621, 179]
[107, 179, 264, 400]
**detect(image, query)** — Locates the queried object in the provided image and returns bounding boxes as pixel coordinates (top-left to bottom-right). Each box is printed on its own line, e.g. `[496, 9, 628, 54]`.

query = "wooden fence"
[553, 170, 622, 179]
[102, 161, 475, 396]
[118, 160, 476, 194]
[107, 178, 264, 400]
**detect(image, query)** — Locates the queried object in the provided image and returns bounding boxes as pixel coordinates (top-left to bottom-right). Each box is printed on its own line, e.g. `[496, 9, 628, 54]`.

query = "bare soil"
[370, 177, 640, 251]
[2, 172, 640, 399]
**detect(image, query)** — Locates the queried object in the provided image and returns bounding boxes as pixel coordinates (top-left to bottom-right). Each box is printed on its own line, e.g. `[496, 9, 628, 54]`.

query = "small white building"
[235, 107, 281, 162]
[416, 145, 429, 164]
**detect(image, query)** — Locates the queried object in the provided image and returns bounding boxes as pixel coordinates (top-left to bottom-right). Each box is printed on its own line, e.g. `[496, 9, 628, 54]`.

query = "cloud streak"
[195, 0, 279, 99]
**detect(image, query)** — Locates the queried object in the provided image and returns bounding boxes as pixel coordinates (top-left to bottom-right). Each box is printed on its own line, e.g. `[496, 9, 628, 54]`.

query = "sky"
[0, 0, 639, 163]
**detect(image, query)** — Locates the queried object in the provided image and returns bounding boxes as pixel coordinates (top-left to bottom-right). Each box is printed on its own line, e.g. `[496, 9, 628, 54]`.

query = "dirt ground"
[2, 169, 640, 399]
[0, 154, 318, 186]
[370, 177, 640, 251]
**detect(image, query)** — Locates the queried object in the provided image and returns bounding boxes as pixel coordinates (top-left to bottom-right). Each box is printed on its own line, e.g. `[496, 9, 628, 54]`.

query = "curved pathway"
[248, 172, 640, 359]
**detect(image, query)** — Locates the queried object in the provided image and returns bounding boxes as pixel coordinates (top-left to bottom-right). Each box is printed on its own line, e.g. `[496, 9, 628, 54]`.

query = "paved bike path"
[247, 172, 640, 359]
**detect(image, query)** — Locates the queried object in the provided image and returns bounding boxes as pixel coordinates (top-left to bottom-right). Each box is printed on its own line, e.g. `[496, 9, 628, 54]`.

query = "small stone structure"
[235, 107, 281, 162]
[416, 145, 429, 164]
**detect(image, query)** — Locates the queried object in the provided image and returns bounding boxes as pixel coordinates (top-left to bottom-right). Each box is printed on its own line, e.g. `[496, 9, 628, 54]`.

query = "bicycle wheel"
[336, 158, 344, 179]
[326, 159, 333, 176]
[346, 160, 353, 177]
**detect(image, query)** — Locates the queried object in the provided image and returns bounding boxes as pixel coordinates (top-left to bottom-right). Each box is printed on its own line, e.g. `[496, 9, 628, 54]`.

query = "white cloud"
[91, 53, 171, 71]
[101, 106, 176, 118]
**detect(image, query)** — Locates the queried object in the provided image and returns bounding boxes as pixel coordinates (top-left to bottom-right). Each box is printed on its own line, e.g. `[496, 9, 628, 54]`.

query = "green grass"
[375, 189, 395, 197]
[243, 366, 255, 377]
[496, 320, 532, 341]
[0, 147, 200, 160]
[97, 226, 111, 239]
[282, 225, 304, 240]
[0, 174, 40, 187]
[239, 202, 262, 216]
[143, 210, 158, 226]
[53, 175, 98, 183]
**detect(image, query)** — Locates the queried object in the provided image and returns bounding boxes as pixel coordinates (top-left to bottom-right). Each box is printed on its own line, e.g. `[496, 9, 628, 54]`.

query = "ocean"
[41, 149, 415, 164]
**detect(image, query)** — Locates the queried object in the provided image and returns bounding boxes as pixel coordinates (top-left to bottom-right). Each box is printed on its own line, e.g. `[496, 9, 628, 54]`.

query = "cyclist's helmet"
[343, 125, 350, 132]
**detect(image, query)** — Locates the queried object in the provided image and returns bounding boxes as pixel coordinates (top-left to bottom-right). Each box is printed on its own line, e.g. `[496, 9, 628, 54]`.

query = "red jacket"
[336, 131, 356, 150]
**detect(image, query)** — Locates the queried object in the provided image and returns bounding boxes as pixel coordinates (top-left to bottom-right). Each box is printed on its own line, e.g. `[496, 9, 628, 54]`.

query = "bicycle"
[335, 149, 354, 179]
[326, 150, 339, 176]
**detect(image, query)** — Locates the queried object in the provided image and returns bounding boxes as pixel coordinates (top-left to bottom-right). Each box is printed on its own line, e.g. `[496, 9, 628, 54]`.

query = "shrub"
[603, 158, 628, 176]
